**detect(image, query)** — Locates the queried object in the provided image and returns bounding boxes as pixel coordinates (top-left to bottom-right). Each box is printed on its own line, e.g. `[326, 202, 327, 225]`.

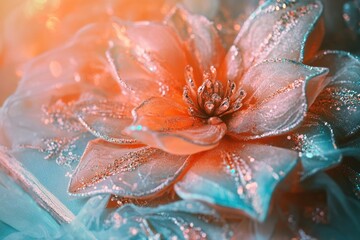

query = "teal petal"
[310, 51, 360, 142]
[270, 114, 342, 180]
[62, 196, 232, 240]
[175, 139, 298, 221]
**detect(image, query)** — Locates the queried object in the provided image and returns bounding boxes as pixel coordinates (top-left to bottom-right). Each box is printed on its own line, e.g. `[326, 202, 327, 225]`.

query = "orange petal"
[165, 6, 226, 85]
[107, 20, 187, 103]
[69, 139, 189, 197]
[125, 97, 227, 155]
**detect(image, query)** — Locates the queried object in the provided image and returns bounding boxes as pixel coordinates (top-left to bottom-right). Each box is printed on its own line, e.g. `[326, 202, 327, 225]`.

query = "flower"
[1, 0, 360, 238]
[61, 0, 353, 221]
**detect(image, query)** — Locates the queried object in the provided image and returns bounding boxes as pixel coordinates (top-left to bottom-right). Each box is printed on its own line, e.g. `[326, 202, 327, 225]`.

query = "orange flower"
[64, 2, 331, 221]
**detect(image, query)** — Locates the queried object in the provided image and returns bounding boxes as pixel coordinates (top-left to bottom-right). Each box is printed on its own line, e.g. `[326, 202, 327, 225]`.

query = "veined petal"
[68, 139, 189, 197]
[125, 97, 226, 155]
[233, 0, 324, 71]
[74, 99, 137, 144]
[227, 59, 329, 139]
[310, 51, 360, 141]
[269, 114, 342, 180]
[175, 139, 298, 221]
[107, 20, 187, 102]
[1, 23, 120, 148]
[75, 198, 231, 240]
[165, 6, 226, 84]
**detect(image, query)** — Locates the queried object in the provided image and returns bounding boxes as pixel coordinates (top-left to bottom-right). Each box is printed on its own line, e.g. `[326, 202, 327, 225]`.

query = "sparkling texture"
[182, 65, 246, 121]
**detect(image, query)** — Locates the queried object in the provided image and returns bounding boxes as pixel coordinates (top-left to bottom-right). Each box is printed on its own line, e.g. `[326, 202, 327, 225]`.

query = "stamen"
[213, 81, 223, 96]
[229, 82, 237, 97]
[231, 89, 247, 101]
[205, 80, 214, 95]
[215, 98, 230, 115]
[210, 66, 217, 83]
[183, 86, 195, 106]
[211, 93, 222, 104]
[185, 65, 196, 89]
[204, 101, 215, 115]
[182, 65, 246, 120]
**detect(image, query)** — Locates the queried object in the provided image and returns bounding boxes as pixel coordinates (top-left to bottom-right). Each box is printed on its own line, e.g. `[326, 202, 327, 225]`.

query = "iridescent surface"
[0, 0, 360, 239]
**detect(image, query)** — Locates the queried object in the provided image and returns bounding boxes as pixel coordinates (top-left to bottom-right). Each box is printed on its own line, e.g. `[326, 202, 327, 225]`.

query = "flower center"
[183, 65, 246, 124]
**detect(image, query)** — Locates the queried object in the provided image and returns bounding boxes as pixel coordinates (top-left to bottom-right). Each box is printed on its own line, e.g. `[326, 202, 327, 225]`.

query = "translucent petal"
[165, 6, 226, 84]
[310, 51, 360, 141]
[74, 99, 136, 144]
[61, 196, 232, 240]
[233, 0, 324, 71]
[269, 114, 342, 180]
[107, 20, 187, 102]
[124, 97, 226, 155]
[227, 59, 329, 139]
[175, 139, 298, 221]
[68, 139, 189, 197]
[1, 23, 120, 148]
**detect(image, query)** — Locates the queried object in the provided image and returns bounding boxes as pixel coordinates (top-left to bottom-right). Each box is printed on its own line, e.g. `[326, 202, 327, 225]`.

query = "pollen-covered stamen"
[185, 65, 197, 95]
[183, 65, 246, 121]
[183, 86, 195, 106]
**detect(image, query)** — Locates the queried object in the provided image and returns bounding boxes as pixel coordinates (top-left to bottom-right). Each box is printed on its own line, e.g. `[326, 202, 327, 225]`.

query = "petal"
[124, 97, 226, 155]
[68, 139, 189, 197]
[107, 20, 187, 102]
[74, 99, 137, 144]
[269, 114, 342, 180]
[310, 51, 360, 141]
[112, 201, 232, 240]
[232, 0, 324, 71]
[175, 139, 298, 221]
[227, 59, 329, 139]
[1, 23, 120, 148]
[71, 197, 231, 240]
[165, 6, 226, 84]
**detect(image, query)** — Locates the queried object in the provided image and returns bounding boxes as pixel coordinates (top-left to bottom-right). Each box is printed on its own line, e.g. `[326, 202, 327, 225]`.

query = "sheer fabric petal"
[74, 99, 137, 144]
[310, 51, 360, 141]
[165, 6, 226, 83]
[227, 59, 329, 139]
[232, 0, 324, 72]
[175, 139, 298, 221]
[269, 114, 341, 180]
[125, 97, 226, 155]
[60, 196, 231, 240]
[69, 139, 189, 197]
[1, 24, 119, 148]
[107, 20, 187, 103]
